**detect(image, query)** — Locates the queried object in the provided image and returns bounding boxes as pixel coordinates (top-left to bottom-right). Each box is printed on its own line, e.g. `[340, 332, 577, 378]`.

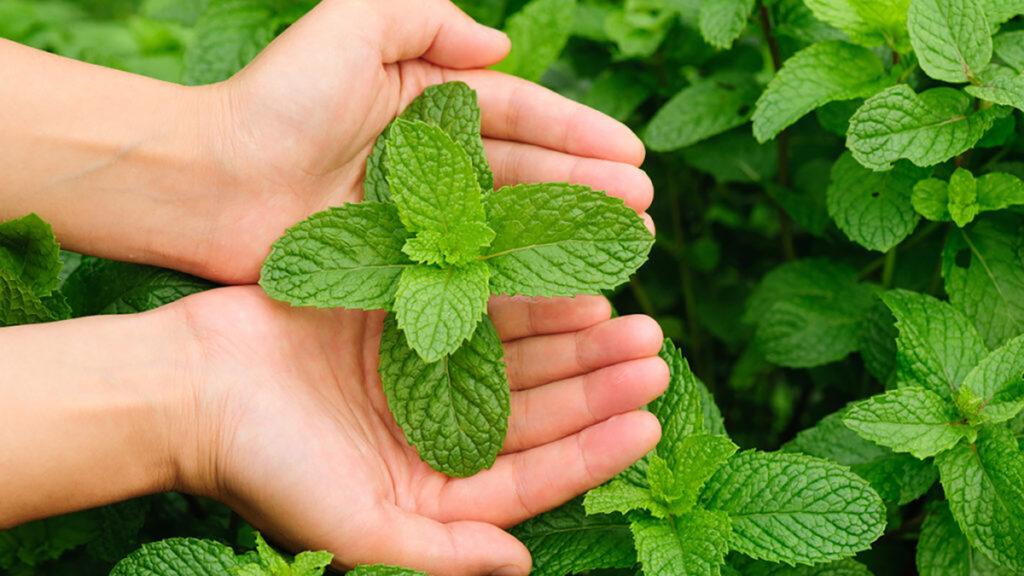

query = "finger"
[485, 139, 654, 212]
[488, 295, 611, 342]
[351, 506, 531, 575]
[503, 357, 669, 453]
[434, 411, 661, 527]
[504, 315, 663, 390]
[443, 69, 646, 165]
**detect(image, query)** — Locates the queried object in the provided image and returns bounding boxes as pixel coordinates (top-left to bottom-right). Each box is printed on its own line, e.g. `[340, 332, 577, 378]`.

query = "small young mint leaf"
[644, 79, 757, 152]
[393, 261, 490, 362]
[652, 339, 710, 458]
[958, 333, 1024, 424]
[183, 0, 278, 86]
[234, 532, 332, 576]
[584, 478, 663, 517]
[912, 177, 952, 222]
[947, 168, 980, 228]
[752, 41, 889, 143]
[378, 315, 508, 477]
[385, 119, 493, 265]
[346, 566, 427, 576]
[482, 183, 653, 297]
[907, 0, 992, 83]
[0, 213, 62, 297]
[701, 451, 885, 565]
[491, 0, 576, 82]
[698, 0, 755, 49]
[842, 387, 969, 459]
[630, 511, 731, 576]
[649, 434, 738, 516]
[803, 0, 911, 50]
[917, 500, 1015, 576]
[259, 203, 412, 311]
[914, 169, 1024, 225]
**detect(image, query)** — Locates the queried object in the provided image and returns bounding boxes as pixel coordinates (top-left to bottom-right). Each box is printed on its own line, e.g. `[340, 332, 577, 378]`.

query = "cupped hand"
[191, 0, 653, 283]
[168, 287, 666, 574]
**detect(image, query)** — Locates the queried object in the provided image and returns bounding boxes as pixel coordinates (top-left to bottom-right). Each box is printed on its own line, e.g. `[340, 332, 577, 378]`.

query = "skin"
[0, 1, 664, 574]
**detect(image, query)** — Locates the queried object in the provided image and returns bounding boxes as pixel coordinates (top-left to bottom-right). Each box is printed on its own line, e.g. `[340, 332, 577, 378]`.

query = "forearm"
[0, 308, 196, 528]
[0, 39, 232, 275]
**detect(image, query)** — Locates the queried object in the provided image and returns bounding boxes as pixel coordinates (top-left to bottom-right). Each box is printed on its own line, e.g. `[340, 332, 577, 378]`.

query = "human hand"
[187, 0, 653, 283]
[167, 286, 666, 574]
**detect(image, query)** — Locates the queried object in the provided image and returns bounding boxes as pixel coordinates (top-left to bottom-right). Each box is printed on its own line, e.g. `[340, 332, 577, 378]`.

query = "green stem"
[881, 249, 896, 288]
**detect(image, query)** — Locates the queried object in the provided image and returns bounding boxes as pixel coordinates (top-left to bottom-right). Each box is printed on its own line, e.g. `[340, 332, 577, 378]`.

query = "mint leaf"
[994, 30, 1024, 71]
[651, 339, 709, 464]
[942, 213, 1024, 348]
[959, 333, 1024, 424]
[235, 533, 332, 576]
[802, 0, 911, 49]
[85, 500, 149, 563]
[0, 213, 61, 296]
[650, 434, 738, 515]
[183, 0, 277, 85]
[826, 152, 927, 252]
[260, 203, 412, 310]
[880, 289, 988, 399]
[917, 500, 1014, 576]
[378, 315, 508, 477]
[682, 130, 779, 184]
[511, 498, 636, 576]
[701, 451, 885, 565]
[630, 511, 731, 576]
[385, 119, 493, 265]
[0, 512, 96, 570]
[965, 70, 1024, 113]
[984, 0, 1024, 26]
[745, 259, 876, 368]
[62, 257, 213, 316]
[644, 79, 756, 152]
[109, 538, 240, 576]
[346, 566, 426, 576]
[913, 170, 1024, 224]
[936, 427, 1024, 572]
[364, 82, 493, 203]
[604, 1, 675, 59]
[843, 387, 969, 458]
[907, 0, 992, 83]
[491, 0, 576, 81]
[739, 559, 874, 576]
[847, 86, 1005, 171]
[0, 268, 70, 326]
[581, 68, 651, 122]
[947, 168, 981, 227]
[394, 262, 490, 362]
[584, 478, 662, 517]
[482, 183, 653, 296]
[786, 411, 938, 505]
[698, 0, 755, 49]
[752, 41, 889, 143]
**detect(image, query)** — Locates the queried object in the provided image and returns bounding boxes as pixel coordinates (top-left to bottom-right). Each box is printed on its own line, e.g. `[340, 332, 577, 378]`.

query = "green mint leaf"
[744, 259, 876, 368]
[85, 500, 150, 564]
[983, 0, 1024, 27]
[651, 339, 710, 462]
[826, 152, 927, 252]
[584, 478, 662, 517]
[581, 68, 651, 122]
[843, 387, 969, 458]
[698, 0, 755, 49]
[942, 213, 1024, 348]
[959, 333, 1024, 424]
[912, 177, 953, 222]
[385, 119, 494, 265]
[880, 289, 988, 400]
[682, 130, 779, 184]
[644, 79, 756, 152]
[739, 559, 874, 576]
[604, 2, 675, 59]
[61, 257, 213, 316]
[965, 69, 1024, 113]
[260, 203, 412, 310]
[847, 86, 1005, 171]
[378, 315, 508, 477]
[767, 159, 832, 238]
[183, 0, 277, 85]
[936, 427, 1024, 572]
[482, 183, 653, 297]
[0, 511, 97, 571]
[511, 498, 636, 576]
[917, 500, 1015, 576]
[393, 262, 490, 362]
[364, 82, 493, 203]
[234, 533, 332, 576]
[630, 511, 731, 576]
[994, 30, 1024, 71]
[803, 0, 911, 49]
[947, 167, 980, 227]
[650, 434, 738, 516]
[491, 0, 576, 81]
[907, 0, 991, 83]
[110, 538, 241, 576]
[701, 451, 885, 565]
[913, 169, 1024, 223]
[346, 566, 427, 576]
[753, 41, 889, 143]
[0, 267, 70, 326]
[0, 213, 62, 297]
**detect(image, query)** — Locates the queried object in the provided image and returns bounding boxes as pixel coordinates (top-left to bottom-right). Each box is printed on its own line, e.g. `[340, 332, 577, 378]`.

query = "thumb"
[330, 0, 510, 68]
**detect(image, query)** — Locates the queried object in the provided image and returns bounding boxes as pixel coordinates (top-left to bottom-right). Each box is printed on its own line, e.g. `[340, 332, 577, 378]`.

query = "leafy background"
[3, 0, 1024, 574]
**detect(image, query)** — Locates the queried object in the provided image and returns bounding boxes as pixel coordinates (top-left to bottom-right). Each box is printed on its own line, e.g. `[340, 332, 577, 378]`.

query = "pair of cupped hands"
[47, 1, 667, 573]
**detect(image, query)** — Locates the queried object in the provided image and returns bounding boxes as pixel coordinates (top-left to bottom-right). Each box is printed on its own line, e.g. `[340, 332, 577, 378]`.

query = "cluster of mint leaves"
[259, 81, 654, 477]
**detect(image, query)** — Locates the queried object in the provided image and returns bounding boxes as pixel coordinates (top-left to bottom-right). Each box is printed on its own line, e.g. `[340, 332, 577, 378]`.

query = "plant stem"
[668, 165, 703, 364]
[881, 248, 896, 288]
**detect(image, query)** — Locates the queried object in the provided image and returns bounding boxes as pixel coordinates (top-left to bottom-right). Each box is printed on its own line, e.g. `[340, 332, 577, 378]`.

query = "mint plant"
[259, 81, 654, 477]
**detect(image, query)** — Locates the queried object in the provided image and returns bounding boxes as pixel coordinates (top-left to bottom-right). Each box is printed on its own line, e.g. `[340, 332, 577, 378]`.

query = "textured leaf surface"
[0, 213, 61, 296]
[966, 71, 1024, 112]
[0, 512, 96, 570]
[881, 289, 988, 399]
[651, 435, 738, 515]
[803, 0, 910, 48]
[907, 0, 991, 83]
[843, 387, 969, 458]
[786, 411, 938, 504]
[62, 257, 213, 316]
[698, 0, 755, 49]
[260, 203, 412, 310]
[942, 213, 1024, 347]
[511, 498, 636, 576]
[847, 86, 1004, 171]
[631, 511, 731, 576]
[584, 478, 661, 517]
[959, 334, 1024, 423]
[753, 41, 888, 143]
[650, 339, 707, 464]
[740, 559, 874, 576]
[917, 500, 1014, 576]
[985, 0, 1024, 25]
[701, 451, 885, 565]
[235, 533, 332, 576]
[0, 268, 69, 326]
[994, 30, 1024, 71]
[394, 262, 490, 362]
[492, 0, 575, 81]
[913, 170, 1024, 223]
[827, 152, 926, 252]
[482, 183, 652, 296]
[936, 427, 1024, 572]
[109, 538, 240, 576]
[378, 316, 509, 477]
[346, 565, 427, 576]
[644, 80, 756, 152]
[183, 0, 276, 85]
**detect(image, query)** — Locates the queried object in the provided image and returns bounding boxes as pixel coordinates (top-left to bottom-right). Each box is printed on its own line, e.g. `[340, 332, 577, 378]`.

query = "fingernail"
[490, 566, 524, 576]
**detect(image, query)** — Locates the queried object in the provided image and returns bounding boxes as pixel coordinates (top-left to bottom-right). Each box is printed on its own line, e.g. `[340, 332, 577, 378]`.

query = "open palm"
[173, 286, 666, 574]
